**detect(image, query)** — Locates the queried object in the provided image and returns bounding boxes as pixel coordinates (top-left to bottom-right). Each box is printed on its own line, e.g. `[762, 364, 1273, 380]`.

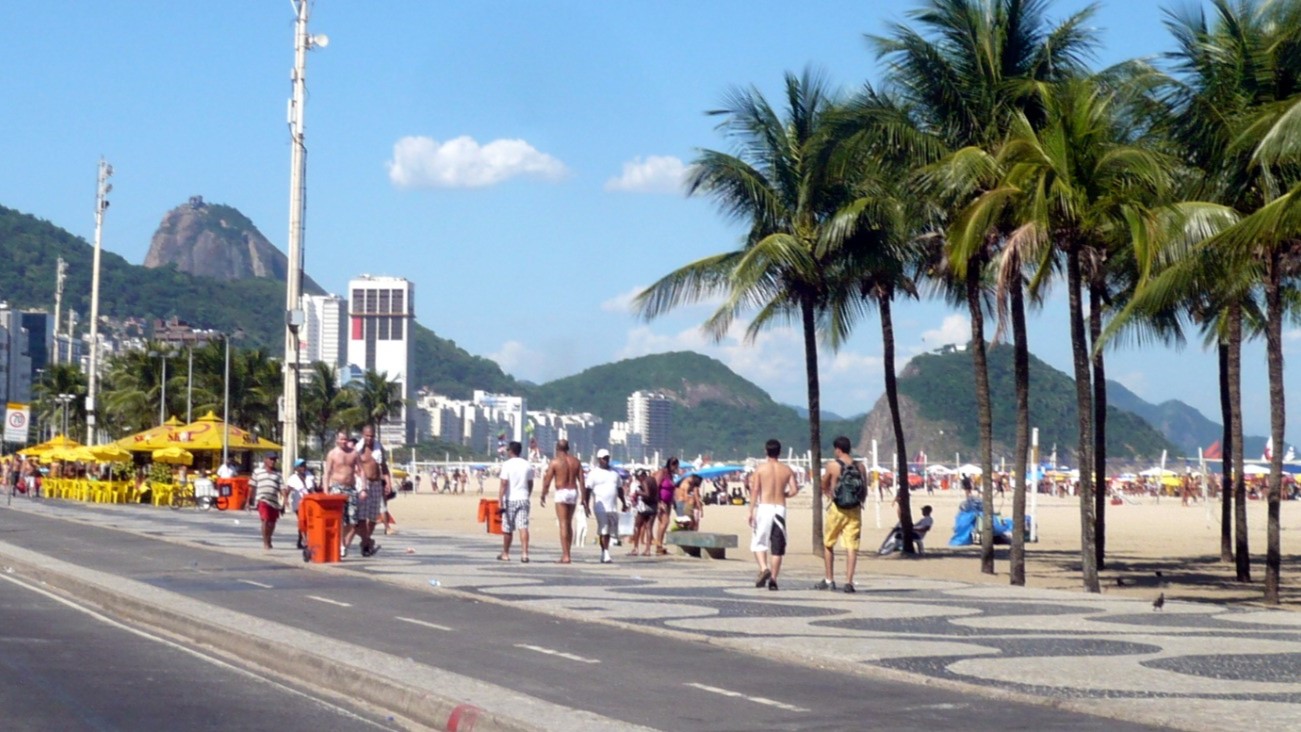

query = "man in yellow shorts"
[816, 435, 867, 593]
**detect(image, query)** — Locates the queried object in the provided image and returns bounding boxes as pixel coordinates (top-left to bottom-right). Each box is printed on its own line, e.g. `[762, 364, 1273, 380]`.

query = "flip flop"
[521, 556, 530, 563]
[497, 554, 510, 561]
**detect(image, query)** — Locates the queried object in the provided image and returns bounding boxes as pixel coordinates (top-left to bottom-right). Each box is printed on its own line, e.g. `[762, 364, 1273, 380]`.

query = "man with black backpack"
[816, 435, 867, 593]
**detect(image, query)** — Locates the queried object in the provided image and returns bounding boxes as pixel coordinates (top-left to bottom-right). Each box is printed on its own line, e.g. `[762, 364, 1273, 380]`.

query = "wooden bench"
[665, 531, 738, 559]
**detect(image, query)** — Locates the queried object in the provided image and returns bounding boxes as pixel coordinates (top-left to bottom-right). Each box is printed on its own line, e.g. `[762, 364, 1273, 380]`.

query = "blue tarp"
[949, 508, 1016, 546]
[676, 464, 745, 484]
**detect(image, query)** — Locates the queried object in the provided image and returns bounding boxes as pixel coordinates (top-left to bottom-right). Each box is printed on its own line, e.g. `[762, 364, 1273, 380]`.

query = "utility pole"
[281, 1, 328, 477]
[53, 258, 66, 364]
[86, 158, 112, 445]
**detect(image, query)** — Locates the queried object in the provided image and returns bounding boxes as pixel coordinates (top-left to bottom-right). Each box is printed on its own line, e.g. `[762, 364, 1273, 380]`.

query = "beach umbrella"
[114, 416, 186, 452]
[131, 411, 281, 452]
[19, 434, 83, 458]
[90, 444, 133, 463]
[957, 464, 983, 476]
[152, 446, 194, 466]
[1243, 464, 1271, 476]
[926, 464, 951, 475]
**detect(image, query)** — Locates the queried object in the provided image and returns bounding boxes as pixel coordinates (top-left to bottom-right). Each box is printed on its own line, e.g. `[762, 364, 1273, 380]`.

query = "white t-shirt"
[288, 471, 317, 496]
[500, 457, 533, 502]
[216, 464, 235, 479]
[586, 466, 621, 511]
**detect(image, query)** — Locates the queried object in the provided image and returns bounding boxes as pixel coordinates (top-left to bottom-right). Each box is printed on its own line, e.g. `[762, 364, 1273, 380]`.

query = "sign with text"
[5, 403, 30, 443]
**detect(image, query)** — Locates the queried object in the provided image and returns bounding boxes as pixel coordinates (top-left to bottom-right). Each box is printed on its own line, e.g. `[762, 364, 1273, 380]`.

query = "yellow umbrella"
[89, 444, 134, 463]
[48, 445, 98, 462]
[141, 410, 281, 452]
[114, 417, 186, 452]
[152, 446, 194, 466]
[19, 434, 83, 457]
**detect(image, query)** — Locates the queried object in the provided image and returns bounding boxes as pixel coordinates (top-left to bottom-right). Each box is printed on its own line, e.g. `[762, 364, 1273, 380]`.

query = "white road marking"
[306, 595, 352, 608]
[395, 616, 453, 632]
[0, 573, 388, 729]
[514, 643, 600, 664]
[237, 579, 272, 589]
[685, 682, 809, 713]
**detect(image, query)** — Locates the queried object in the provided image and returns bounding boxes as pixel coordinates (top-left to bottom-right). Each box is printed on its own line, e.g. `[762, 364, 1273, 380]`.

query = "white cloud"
[920, 314, 970, 348]
[603, 155, 688, 194]
[387, 135, 567, 189]
[488, 340, 545, 378]
[601, 285, 646, 314]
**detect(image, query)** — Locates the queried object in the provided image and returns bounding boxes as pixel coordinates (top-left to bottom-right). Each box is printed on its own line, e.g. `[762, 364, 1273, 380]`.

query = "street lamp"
[281, 1, 328, 478]
[222, 330, 244, 468]
[86, 158, 112, 445]
[55, 393, 75, 437]
[147, 349, 175, 426]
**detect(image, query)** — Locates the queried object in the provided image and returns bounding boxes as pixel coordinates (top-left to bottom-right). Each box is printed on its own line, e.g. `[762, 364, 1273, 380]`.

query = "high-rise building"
[627, 391, 671, 461]
[301, 293, 346, 373]
[472, 391, 526, 444]
[0, 304, 33, 407]
[347, 275, 414, 445]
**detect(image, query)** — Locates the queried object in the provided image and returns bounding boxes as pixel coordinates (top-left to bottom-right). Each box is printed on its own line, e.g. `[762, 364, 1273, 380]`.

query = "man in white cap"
[584, 449, 626, 564]
[287, 458, 317, 550]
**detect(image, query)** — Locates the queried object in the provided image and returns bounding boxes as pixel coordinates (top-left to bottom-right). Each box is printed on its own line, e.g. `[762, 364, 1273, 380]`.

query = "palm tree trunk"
[880, 294, 915, 553]
[1264, 257, 1284, 605]
[1229, 302, 1250, 582]
[1089, 282, 1108, 571]
[1217, 340, 1233, 563]
[1010, 276, 1030, 586]
[801, 298, 824, 555]
[966, 264, 995, 574]
[1066, 245, 1099, 593]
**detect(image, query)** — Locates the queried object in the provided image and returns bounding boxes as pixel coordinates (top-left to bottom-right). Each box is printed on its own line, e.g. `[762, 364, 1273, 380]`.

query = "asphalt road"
[0, 508, 1162, 731]
[0, 570, 401, 731]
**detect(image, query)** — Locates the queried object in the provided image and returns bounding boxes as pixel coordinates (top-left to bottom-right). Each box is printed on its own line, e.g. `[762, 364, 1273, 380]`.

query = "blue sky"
[0, 1, 1293, 445]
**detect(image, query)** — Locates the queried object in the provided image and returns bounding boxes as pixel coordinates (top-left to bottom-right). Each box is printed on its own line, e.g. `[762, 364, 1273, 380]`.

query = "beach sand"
[385, 479, 1301, 608]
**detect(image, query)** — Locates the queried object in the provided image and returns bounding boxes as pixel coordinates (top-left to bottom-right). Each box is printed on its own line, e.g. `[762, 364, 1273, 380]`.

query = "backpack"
[832, 458, 865, 509]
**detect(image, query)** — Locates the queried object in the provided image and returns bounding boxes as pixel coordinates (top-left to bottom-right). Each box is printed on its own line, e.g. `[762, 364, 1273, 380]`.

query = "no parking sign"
[5, 403, 30, 442]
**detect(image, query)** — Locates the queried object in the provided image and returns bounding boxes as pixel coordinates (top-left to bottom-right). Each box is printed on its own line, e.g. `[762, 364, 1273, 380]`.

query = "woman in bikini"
[653, 457, 679, 555]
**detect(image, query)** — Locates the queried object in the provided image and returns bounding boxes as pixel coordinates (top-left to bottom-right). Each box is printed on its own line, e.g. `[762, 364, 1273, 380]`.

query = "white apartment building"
[416, 392, 515, 453]
[301, 293, 346, 375]
[347, 275, 414, 445]
[472, 391, 526, 444]
[525, 409, 607, 461]
[627, 391, 671, 461]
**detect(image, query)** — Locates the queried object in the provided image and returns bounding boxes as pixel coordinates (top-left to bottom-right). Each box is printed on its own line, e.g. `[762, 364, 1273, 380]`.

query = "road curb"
[0, 540, 653, 732]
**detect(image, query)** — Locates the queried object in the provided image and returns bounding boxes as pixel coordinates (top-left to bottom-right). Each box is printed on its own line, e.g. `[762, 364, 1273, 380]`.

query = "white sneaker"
[600, 550, 612, 564]
[340, 543, 348, 558]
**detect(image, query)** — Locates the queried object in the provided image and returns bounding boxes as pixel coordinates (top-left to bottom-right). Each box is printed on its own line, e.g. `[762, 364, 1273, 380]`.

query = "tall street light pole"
[86, 159, 111, 445]
[222, 330, 243, 469]
[282, 1, 328, 478]
[149, 350, 173, 426]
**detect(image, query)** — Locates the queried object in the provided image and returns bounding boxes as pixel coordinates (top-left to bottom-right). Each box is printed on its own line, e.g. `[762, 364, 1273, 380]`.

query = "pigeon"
[1153, 592, 1165, 611]
[1154, 570, 1164, 578]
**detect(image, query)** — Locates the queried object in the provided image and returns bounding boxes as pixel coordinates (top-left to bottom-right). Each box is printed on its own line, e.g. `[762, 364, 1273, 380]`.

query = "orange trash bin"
[215, 477, 251, 511]
[302, 493, 348, 563]
[478, 498, 504, 535]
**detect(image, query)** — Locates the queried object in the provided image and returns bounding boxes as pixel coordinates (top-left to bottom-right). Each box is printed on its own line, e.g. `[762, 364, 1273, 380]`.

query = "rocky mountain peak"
[143, 197, 322, 293]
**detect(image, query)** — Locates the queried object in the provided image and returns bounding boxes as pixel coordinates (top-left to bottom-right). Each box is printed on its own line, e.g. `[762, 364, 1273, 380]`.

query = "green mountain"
[529, 351, 858, 459]
[0, 203, 520, 397]
[859, 343, 1177, 464]
[1104, 380, 1267, 458]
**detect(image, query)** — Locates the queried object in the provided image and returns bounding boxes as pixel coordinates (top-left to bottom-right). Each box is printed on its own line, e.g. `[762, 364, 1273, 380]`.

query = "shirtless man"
[324, 430, 360, 557]
[748, 438, 799, 591]
[353, 425, 387, 557]
[540, 439, 585, 563]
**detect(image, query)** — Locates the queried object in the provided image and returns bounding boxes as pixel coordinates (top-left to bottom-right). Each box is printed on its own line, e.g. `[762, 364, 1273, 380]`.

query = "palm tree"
[998, 77, 1170, 593]
[869, 0, 1100, 576]
[100, 343, 171, 436]
[635, 69, 851, 553]
[1155, 0, 1301, 592]
[33, 363, 87, 440]
[300, 362, 354, 454]
[348, 370, 404, 434]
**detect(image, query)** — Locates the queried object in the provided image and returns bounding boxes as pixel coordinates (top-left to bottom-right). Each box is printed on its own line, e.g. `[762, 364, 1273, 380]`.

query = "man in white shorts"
[749, 438, 799, 591]
[540, 438, 584, 563]
[498, 440, 534, 562]
[584, 449, 626, 564]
